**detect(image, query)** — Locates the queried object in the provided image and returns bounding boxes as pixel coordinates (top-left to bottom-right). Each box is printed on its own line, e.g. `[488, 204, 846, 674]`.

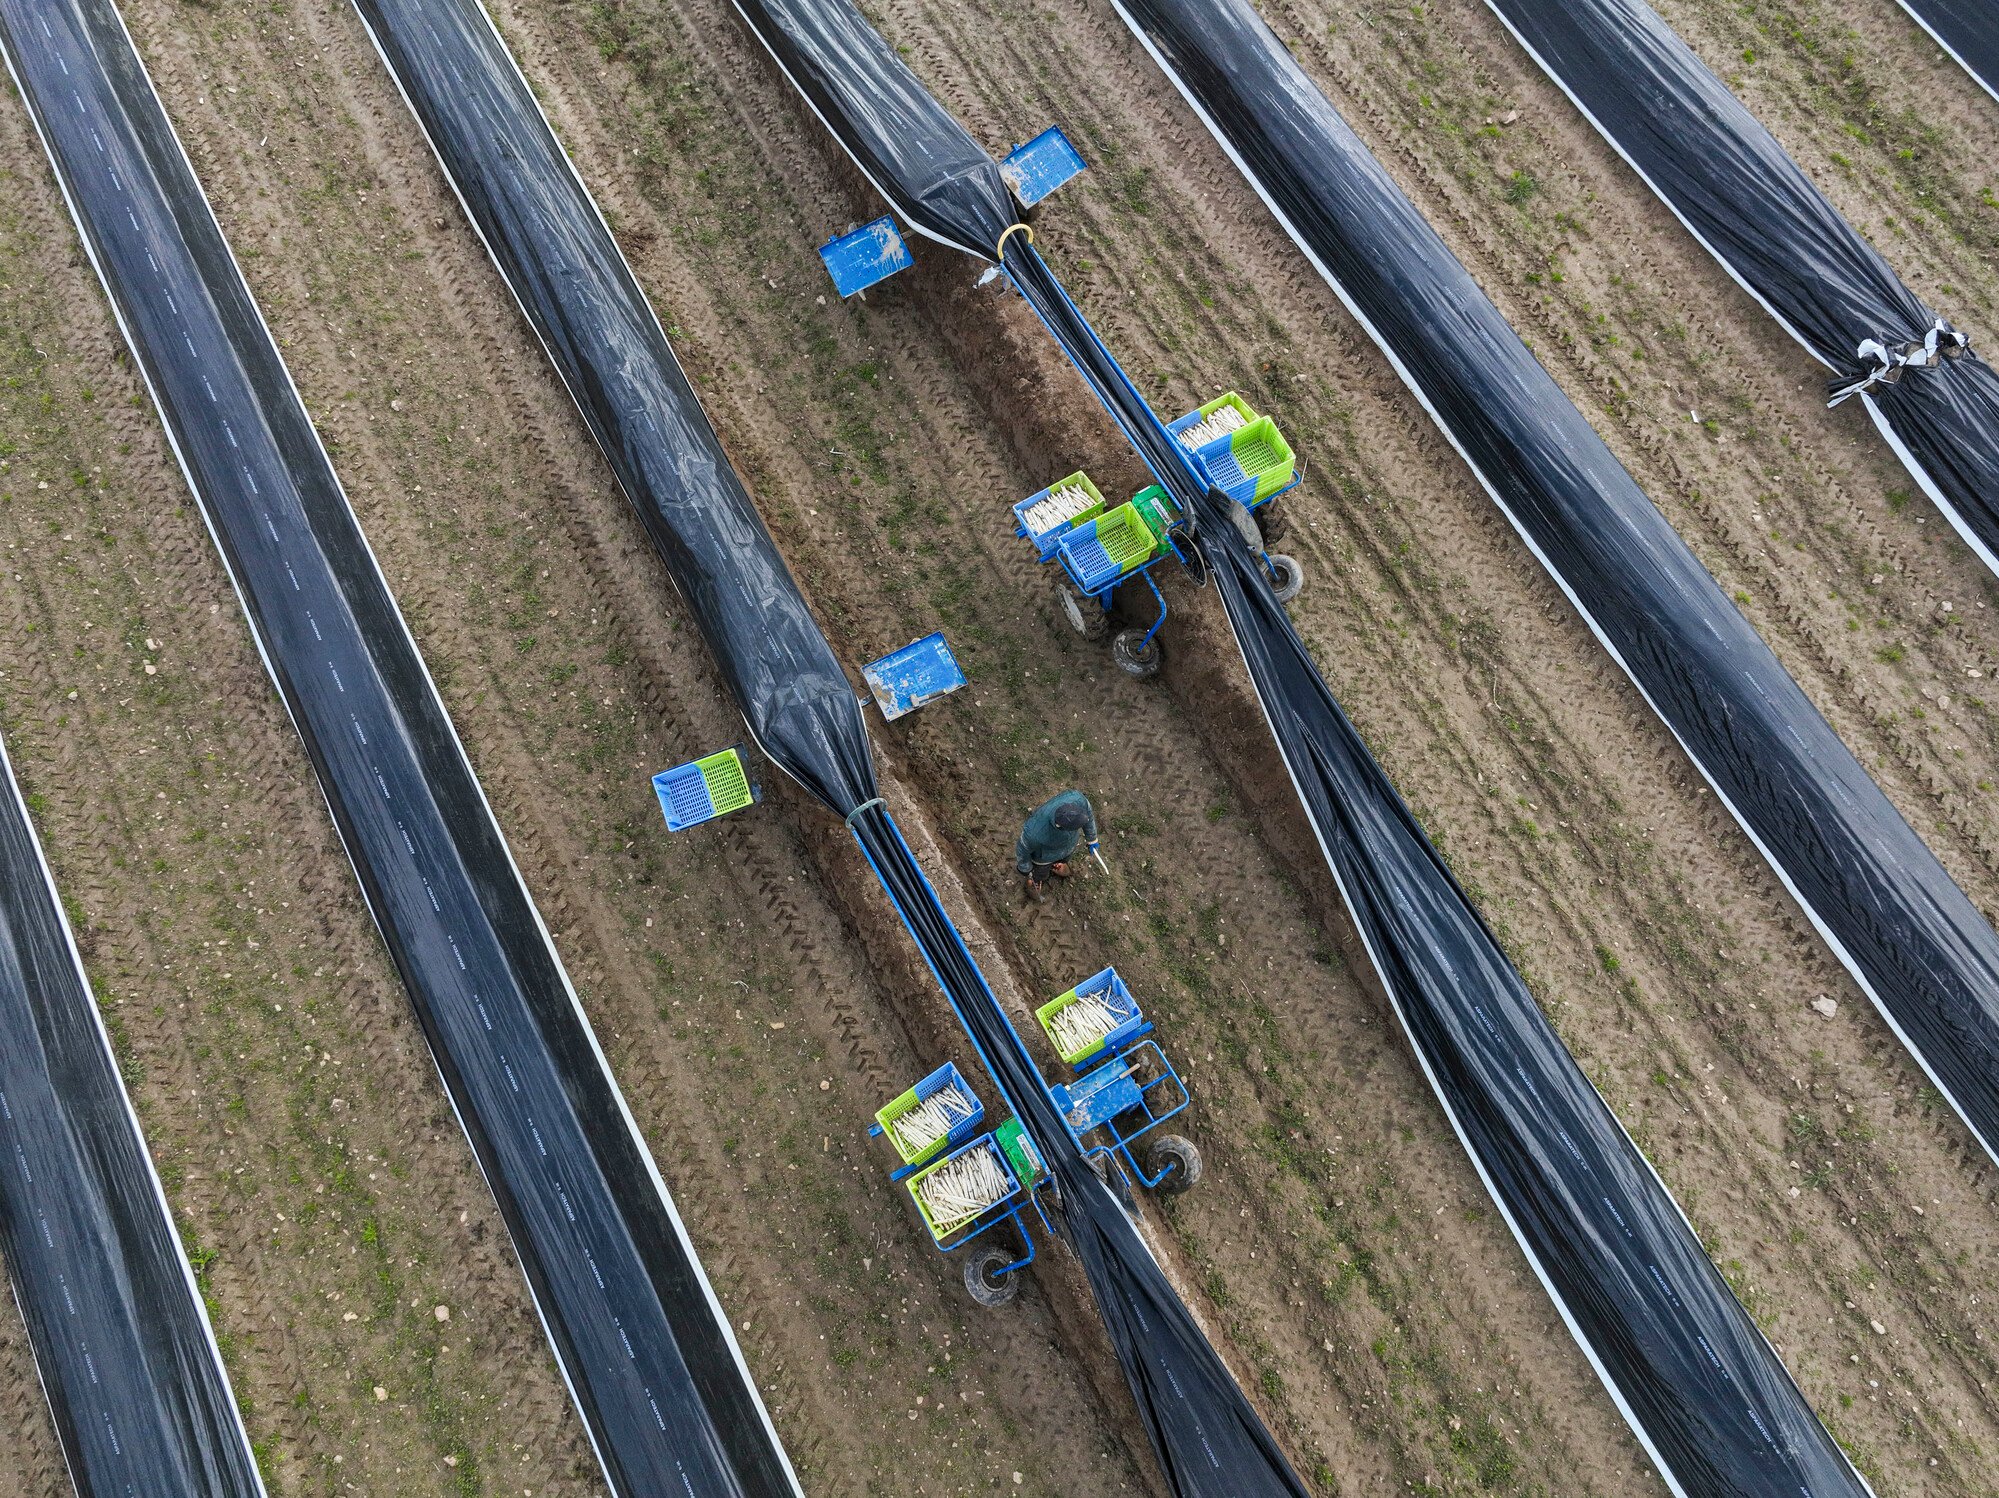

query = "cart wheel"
[1058, 582, 1110, 642]
[1111, 629, 1162, 678]
[1144, 1133, 1203, 1195]
[964, 1245, 1021, 1307]
[1255, 505, 1290, 547]
[1266, 553, 1305, 604]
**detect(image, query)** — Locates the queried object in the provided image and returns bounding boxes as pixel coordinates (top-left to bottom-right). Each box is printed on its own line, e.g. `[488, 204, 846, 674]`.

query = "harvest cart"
[1015, 392, 1304, 677]
[870, 966, 1199, 1306]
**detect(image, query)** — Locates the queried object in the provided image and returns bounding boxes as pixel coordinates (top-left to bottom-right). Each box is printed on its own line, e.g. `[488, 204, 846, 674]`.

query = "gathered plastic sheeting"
[0, 0, 799, 1492]
[1896, 0, 1999, 105]
[1483, 0, 1999, 578]
[0, 730, 265, 1498]
[1116, 0, 1999, 1182]
[344, 0, 1299, 1488]
[727, 0, 1015, 259]
[728, 0, 1877, 1482]
[351, 0, 872, 821]
[1006, 238, 1874, 1494]
[848, 809, 1309, 1498]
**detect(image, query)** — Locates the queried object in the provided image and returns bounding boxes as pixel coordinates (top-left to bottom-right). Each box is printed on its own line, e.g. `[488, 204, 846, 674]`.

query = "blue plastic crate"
[1061, 529, 1120, 593]
[656, 765, 714, 830]
[862, 632, 966, 721]
[1036, 967, 1145, 1065]
[819, 216, 912, 298]
[1000, 127, 1087, 208]
[874, 1061, 986, 1166]
[1056, 505, 1155, 593]
[1199, 442, 1256, 503]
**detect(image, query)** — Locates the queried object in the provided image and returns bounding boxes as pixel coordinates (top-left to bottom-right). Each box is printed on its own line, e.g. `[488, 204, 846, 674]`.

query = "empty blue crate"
[1055, 502, 1155, 594]
[862, 632, 966, 721]
[819, 216, 913, 298]
[1000, 127, 1087, 208]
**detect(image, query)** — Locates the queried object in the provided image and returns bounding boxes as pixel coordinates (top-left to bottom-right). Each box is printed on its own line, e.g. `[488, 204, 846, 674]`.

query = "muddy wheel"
[1266, 553, 1305, 604]
[1255, 504, 1289, 547]
[1111, 629, 1162, 678]
[1058, 582, 1110, 641]
[964, 1245, 1021, 1307]
[1144, 1133, 1203, 1195]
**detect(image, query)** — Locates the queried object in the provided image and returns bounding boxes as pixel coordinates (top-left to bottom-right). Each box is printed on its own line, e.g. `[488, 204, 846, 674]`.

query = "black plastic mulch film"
[1117, 0, 1999, 1199]
[1474, 0, 1999, 1153]
[1896, 0, 1999, 106]
[1485, 0, 1999, 572]
[343, 0, 1304, 1491]
[0, 0, 798, 1493]
[849, 809, 1311, 1498]
[0, 726, 264, 1494]
[734, 0, 1883, 1489]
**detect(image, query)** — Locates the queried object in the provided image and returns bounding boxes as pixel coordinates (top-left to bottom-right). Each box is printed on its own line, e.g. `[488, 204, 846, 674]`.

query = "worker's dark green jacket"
[1015, 790, 1097, 874]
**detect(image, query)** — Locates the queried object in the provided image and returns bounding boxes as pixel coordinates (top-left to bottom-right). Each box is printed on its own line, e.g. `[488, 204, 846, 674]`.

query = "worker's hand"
[1088, 839, 1101, 854]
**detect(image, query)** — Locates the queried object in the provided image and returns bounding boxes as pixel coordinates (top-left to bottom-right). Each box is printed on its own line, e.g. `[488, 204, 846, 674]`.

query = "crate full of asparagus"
[1035, 967, 1144, 1067]
[906, 1133, 1023, 1244]
[874, 1062, 985, 1168]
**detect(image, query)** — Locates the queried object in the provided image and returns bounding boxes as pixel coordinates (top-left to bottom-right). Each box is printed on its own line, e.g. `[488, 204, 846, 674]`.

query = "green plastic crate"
[993, 1117, 1045, 1190]
[696, 749, 753, 814]
[654, 744, 759, 831]
[1095, 502, 1162, 573]
[1130, 484, 1177, 543]
[1227, 417, 1296, 505]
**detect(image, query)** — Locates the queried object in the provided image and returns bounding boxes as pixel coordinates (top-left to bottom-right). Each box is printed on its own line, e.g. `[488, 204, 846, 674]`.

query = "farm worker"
[1016, 790, 1099, 901]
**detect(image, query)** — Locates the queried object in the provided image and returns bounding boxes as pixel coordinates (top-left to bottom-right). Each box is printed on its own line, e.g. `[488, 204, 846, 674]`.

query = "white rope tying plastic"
[1175, 402, 1248, 450]
[919, 1144, 1011, 1232]
[1050, 990, 1119, 1055]
[890, 1084, 976, 1154]
[1828, 318, 1970, 406]
[1022, 481, 1099, 536]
